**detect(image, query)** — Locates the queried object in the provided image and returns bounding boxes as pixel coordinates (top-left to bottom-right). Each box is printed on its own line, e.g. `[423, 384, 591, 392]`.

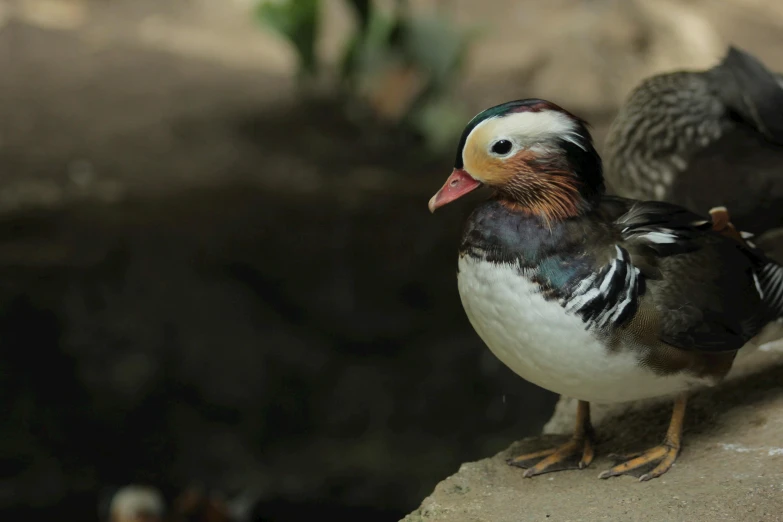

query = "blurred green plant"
[256, 0, 320, 80]
[255, 0, 477, 153]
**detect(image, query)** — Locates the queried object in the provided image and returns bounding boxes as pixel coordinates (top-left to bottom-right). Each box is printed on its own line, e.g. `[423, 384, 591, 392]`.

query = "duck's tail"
[709, 46, 783, 145]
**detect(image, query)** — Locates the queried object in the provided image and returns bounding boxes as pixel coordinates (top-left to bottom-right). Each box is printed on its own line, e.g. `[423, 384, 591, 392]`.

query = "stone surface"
[404, 360, 783, 522]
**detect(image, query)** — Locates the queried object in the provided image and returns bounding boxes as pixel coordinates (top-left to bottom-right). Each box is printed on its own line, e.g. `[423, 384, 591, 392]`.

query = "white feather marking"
[643, 231, 677, 244]
[469, 110, 586, 154]
[565, 288, 601, 313]
[564, 274, 597, 312]
[594, 247, 624, 306]
[753, 273, 765, 300]
[597, 247, 638, 328]
[609, 265, 639, 325]
[597, 259, 619, 295]
[566, 246, 635, 329]
[763, 264, 783, 310]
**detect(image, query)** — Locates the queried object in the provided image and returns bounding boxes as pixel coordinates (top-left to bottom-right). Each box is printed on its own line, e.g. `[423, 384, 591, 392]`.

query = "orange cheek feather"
[462, 136, 583, 222]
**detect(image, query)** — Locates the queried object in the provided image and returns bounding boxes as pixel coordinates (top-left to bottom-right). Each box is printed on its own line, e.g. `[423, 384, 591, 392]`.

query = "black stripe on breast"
[563, 246, 645, 330]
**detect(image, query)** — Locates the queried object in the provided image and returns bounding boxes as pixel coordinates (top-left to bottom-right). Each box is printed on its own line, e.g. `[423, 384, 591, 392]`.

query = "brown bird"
[604, 46, 783, 235]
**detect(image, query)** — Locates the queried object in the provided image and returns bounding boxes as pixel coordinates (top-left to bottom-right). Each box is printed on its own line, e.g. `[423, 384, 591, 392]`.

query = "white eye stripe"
[466, 111, 586, 166]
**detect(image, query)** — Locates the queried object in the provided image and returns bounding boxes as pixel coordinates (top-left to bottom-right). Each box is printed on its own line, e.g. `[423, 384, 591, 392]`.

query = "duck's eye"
[490, 139, 513, 155]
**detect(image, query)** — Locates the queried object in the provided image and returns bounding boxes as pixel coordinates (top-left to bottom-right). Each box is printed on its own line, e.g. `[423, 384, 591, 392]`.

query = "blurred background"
[1, 0, 783, 520]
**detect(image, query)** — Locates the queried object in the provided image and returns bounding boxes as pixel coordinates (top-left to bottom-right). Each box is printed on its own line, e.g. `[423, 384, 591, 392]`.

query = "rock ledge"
[404, 347, 783, 522]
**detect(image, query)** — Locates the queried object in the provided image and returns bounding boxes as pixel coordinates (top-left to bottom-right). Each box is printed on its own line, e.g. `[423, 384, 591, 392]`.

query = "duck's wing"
[559, 197, 710, 334]
[613, 199, 782, 353]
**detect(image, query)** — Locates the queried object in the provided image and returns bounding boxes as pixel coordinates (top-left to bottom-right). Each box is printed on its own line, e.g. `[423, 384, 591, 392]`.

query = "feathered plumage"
[604, 46, 783, 234]
[430, 97, 783, 481]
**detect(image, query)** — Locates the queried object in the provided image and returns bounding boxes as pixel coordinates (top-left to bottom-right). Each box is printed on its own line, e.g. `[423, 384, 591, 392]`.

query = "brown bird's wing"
[666, 126, 783, 234]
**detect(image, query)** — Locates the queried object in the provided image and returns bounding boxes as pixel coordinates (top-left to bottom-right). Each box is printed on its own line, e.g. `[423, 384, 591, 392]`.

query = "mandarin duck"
[428, 98, 783, 481]
[604, 46, 783, 235]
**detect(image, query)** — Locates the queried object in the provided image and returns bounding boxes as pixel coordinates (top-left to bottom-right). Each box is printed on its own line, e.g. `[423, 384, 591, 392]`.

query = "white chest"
[457, 255, 695, 403]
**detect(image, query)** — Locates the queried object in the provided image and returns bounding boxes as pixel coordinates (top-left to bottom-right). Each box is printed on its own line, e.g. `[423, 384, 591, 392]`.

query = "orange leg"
[599, 394, 687, 482]
[508, 400, 595, 477]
